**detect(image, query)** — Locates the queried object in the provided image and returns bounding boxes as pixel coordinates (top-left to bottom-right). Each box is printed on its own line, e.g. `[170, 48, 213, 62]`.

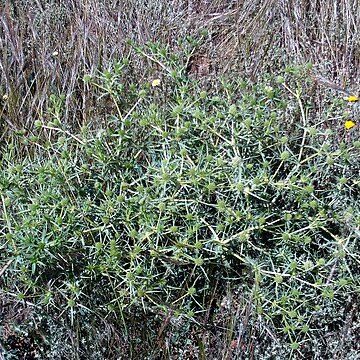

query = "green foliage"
[1, 46, 359, 358]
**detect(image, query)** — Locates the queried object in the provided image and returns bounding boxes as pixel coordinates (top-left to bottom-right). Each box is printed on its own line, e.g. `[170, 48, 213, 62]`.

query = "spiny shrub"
[1, 44, 359, 357]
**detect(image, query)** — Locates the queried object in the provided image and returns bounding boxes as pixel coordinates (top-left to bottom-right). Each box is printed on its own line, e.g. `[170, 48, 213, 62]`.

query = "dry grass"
[1, 0, 360, 138]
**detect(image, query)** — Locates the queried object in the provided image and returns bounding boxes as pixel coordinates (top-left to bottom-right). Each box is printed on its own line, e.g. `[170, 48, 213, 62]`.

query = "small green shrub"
[1, 46, 359, 358]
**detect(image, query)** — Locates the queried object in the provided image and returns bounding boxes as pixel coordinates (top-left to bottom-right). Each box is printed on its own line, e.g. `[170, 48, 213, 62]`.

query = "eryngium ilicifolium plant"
[1, 44, 359, 353]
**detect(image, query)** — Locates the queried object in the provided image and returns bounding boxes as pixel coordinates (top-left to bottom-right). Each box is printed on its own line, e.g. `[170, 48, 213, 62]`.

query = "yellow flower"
[151, 79, 161, 87]
[347, 95, 359, 102]
[52, 51, 59, 57]
[344, 120, 356, 130]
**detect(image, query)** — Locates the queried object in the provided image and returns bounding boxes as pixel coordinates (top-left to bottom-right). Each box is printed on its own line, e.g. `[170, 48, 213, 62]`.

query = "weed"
[1, 44, 359, 358]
